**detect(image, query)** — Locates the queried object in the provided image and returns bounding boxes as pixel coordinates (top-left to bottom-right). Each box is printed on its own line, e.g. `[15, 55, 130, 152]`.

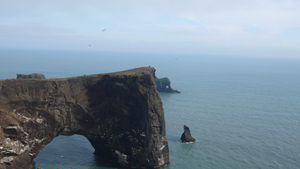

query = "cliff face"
[0, 67, 169, 169]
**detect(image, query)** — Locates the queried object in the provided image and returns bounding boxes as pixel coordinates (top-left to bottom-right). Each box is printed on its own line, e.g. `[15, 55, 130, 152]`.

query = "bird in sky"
[89, 45, 91, 47]
[102, 29, 106, 32]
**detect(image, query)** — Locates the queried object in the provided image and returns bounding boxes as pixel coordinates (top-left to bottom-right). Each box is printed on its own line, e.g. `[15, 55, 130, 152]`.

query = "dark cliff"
[0, 67, 169, 169]
[155, 77, 180, 93]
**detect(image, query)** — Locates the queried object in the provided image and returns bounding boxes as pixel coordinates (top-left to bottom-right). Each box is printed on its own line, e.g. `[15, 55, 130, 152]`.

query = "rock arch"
[155, 77, 180, 93]
[0, 67, 169, 169]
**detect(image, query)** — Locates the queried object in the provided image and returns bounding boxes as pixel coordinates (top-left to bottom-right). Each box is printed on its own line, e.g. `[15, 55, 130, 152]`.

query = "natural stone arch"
[0, 67, 169, 169]
[155, 77, 180, 93]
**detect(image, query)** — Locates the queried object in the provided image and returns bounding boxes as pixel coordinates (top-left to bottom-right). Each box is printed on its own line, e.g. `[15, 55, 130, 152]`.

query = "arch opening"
[34, 135, 116, 169]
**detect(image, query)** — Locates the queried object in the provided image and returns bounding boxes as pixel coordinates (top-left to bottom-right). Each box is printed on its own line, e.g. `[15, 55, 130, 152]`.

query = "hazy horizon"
[1, 0, 300, 58]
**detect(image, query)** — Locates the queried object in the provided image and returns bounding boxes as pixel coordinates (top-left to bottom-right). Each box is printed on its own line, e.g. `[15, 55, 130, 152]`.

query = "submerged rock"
[0, 67, 169, 169]
[155, 77, 180, 93]
[180, 125, 196, 143]
[17, 73, 45, 79]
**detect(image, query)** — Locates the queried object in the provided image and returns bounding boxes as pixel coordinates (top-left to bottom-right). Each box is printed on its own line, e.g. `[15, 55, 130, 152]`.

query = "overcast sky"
[1, 0, 300, 57]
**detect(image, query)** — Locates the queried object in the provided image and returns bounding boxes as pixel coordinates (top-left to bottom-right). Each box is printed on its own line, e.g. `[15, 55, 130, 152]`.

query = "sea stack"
[180, 125, 196, 143]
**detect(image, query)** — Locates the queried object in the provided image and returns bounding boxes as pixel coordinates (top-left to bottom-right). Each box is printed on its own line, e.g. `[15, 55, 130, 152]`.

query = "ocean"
[1, 48, 299, 169]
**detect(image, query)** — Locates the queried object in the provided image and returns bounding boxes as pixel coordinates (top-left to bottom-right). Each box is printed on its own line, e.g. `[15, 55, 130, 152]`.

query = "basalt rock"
[17, 73, 45, 79]
[0, 67, 169, 169]
[155, 77, 180, 93]
[180, 125, 196, 143]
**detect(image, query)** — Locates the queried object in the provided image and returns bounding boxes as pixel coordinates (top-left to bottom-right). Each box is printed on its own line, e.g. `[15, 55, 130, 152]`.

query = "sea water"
[0, 48, 299, 169]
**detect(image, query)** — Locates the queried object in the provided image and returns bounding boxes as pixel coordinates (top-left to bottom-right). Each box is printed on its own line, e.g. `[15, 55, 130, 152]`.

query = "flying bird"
[89, 45, 91, 47]
[102, 29, 106, 32]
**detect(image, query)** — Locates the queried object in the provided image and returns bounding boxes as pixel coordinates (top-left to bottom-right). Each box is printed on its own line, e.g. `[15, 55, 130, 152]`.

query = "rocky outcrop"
[155, 78, 180, 93]
[180, 125, 196, 143]
[17, 73, 45, 79]
[0, 67, 169, 169]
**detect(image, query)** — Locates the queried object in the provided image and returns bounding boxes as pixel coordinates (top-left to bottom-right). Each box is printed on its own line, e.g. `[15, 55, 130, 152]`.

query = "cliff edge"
[0, 67, 169, 169]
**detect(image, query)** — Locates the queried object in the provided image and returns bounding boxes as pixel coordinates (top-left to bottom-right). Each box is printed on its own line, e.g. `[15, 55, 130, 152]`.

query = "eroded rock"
[0, 67, 169, 169]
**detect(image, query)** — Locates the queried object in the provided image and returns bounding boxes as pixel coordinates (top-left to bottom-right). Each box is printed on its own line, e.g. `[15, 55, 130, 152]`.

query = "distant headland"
[17, 73, 45, 79]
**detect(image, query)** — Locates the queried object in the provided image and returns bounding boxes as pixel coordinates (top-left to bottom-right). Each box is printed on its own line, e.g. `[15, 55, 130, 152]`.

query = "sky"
[1, 0, 300, 57]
